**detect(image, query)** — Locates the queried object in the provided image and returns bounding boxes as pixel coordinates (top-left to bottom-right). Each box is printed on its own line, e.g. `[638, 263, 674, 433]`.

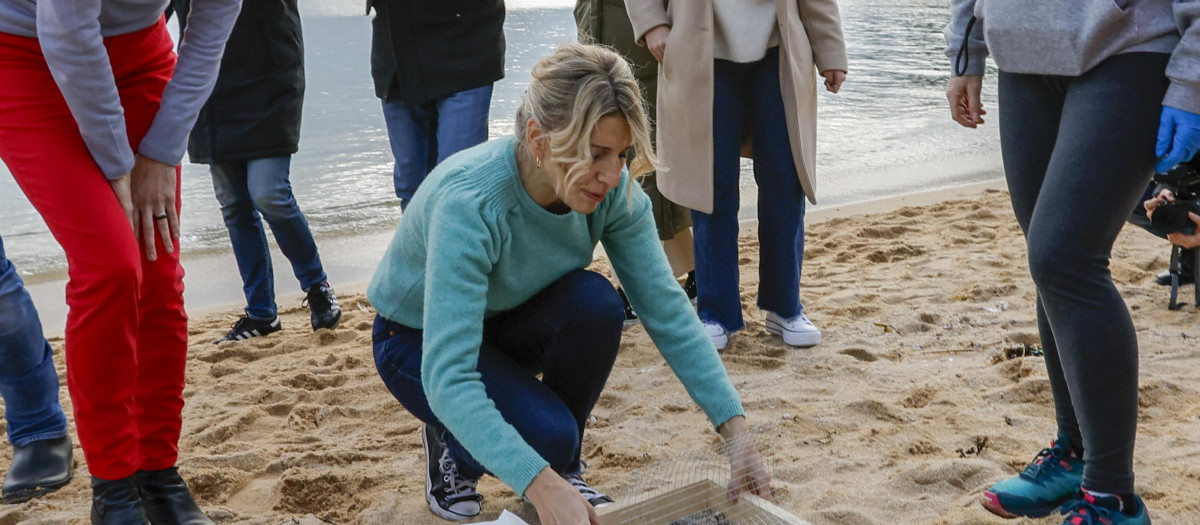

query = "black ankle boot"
[91, 476, 149, 524]
[3, 435, 73, 503]
[135, 467, 213, 525]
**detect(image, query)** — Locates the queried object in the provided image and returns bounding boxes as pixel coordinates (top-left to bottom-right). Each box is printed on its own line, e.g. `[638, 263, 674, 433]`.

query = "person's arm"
[34, 0, 135, 180]
[600, 180, 744, 429]
[138, 0, 241, 166]
[419, 195, 550, 497]
[1156, 1, 1200, 174]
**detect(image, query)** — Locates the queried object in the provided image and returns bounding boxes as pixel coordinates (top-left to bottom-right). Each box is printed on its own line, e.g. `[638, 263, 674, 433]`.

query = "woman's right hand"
[109, 174, 135, 234]
[947, 75, 985, 128]
[645, 25, 670, 63]
[525, 468, 599, 525]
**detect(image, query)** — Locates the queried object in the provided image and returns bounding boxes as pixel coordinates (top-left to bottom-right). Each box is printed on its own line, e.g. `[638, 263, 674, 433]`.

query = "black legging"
[998, 52, 1170, 495]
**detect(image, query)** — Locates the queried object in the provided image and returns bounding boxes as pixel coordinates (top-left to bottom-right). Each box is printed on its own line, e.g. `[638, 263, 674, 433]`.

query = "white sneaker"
[703, 321, 731, 351]
[765, 311, 821, 347]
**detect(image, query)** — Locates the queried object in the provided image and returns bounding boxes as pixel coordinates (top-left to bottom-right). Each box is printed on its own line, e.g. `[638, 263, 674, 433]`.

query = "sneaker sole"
[979, 491, 1058, 519]
[422, 430, 477, 522]
[764, 319, 821, 347]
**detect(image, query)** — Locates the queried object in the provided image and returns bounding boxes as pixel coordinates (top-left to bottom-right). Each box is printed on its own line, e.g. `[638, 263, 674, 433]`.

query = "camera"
[1150, 160, 1200, 234]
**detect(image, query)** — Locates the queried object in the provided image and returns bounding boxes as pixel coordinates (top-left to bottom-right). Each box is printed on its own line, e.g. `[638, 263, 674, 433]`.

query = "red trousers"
[0, 20, 188, 480]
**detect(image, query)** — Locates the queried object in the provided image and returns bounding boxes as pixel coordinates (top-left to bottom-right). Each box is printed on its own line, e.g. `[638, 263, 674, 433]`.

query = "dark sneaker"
[422, 425, 482, 521]
[1059, 490, 1150, 525]
[565, 471, 613, 509]
[981, 435, 1083, 518]
[213, 316, 281, 344]
[304, 281, 341, 331]
[683, 270, 697, 305]
[616, 287, 640, 328]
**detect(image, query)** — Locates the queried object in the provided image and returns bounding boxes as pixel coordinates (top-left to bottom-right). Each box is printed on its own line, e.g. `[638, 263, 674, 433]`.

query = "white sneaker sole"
[765, 319, 821, 347]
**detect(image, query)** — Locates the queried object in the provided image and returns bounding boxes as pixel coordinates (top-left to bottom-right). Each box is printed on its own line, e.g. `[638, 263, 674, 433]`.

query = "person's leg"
[692, 59, 749, 332]
[212, 161, 278, 321]
[0, 235, 68, 448]
[747, 47, 806, 320]
[433, 84, 493, 165]
[244, 156, 327, 292]
[0, 29, 146, 482]
[381, 98, 437, 208]
[1024, 53, 1170, 497]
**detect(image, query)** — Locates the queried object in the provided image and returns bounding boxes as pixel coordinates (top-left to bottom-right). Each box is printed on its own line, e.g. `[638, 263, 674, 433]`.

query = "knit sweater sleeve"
[600, 181, 745, 429]
[1166, 0, 1200, 114]
[419, 192, 550, 497]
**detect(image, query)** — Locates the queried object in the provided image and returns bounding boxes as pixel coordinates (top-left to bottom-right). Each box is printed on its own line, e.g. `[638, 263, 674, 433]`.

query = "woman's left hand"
[717, 416, 772, 502]
[820, 70, 846, 94]
[130, 154, 179, 261]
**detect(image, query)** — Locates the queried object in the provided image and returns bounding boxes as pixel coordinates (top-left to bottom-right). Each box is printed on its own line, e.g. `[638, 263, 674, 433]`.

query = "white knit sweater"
[712, 0, 781, 63]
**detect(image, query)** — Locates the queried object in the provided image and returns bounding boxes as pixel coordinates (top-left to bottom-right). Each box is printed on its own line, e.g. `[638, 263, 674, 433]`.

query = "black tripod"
[1167, 244, 1200, 310]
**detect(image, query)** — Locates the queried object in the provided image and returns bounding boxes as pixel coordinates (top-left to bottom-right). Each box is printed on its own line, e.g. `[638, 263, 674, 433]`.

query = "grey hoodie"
[945, 0, 1200, 114]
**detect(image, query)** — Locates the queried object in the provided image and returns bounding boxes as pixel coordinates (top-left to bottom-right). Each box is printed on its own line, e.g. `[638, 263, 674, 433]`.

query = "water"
[0, 0, 1000, 279]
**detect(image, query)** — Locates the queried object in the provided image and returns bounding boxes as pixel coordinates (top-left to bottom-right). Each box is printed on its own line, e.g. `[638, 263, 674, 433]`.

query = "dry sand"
[4, 188, 1200, 524]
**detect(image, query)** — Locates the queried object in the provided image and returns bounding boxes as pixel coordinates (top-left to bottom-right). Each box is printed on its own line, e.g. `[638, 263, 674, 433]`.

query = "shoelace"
[438, 448, 479, 500]
[1060, 498, 1122, 525]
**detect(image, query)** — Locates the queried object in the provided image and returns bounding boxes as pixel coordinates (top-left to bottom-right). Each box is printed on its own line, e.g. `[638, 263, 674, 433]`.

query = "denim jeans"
[381, 84, 493, 209]
[693, 46, 806, 332]
[372, 270, 623, 480]
[998, 53, 1170, 495]
[211, 156, 327, 321]
[0, 235, 68, 447]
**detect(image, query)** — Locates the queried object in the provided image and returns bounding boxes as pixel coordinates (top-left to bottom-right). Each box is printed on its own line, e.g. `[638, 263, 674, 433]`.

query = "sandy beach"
[4, 183, 1199, 525]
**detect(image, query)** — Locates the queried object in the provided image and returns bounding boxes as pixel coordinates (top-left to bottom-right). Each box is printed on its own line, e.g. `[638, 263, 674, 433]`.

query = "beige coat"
[624, 0, 847, 211]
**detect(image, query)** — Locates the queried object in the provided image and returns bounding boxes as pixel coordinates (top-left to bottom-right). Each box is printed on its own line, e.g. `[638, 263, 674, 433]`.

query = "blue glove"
[1156, 105, 1200, 173]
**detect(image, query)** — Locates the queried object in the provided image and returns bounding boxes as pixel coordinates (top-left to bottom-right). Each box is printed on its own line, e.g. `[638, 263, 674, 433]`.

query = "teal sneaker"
[981, 435, 1083, 518]
[1059, 490, 1150, 525]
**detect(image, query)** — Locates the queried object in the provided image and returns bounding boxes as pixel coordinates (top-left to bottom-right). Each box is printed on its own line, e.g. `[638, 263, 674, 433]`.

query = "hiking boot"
[213, 316, 281, 344]
[616, 287, 639, 328]
[765, 311, 821, 347]
[422, 425, 482, 521]
[1059, 490, 1150, 525]
[304, 281, 341, 331]
[980, 435, 1083, 518]
[565, 472, 613, 509]
[703, 321, 731, 351]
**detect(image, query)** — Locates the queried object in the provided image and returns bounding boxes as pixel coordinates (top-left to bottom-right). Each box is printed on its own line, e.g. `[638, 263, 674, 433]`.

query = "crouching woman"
[367, 43, 770, 524]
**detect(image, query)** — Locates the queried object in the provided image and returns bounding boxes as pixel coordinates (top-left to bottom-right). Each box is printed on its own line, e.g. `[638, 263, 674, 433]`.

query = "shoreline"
[26, 174, 1006, 338]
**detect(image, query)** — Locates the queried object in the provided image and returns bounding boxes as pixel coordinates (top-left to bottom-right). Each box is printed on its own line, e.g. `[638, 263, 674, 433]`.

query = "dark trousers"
[693, 46, 807, 332]
[372, 270, 623, 480]
[998, 52, 1170, 495]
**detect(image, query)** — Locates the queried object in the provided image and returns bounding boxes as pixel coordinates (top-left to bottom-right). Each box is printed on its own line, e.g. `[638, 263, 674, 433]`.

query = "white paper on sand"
[475, 510, 530, 525]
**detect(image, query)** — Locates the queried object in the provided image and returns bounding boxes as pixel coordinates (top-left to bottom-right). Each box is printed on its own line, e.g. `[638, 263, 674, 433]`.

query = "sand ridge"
[3, 189, 1199, 524]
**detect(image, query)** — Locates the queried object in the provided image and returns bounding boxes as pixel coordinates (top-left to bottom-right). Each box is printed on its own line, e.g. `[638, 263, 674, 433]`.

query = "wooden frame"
[596, 479, 812, 525]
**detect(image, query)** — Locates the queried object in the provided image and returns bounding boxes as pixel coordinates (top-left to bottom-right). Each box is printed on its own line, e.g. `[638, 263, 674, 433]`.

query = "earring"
[536, 156, 543, 169]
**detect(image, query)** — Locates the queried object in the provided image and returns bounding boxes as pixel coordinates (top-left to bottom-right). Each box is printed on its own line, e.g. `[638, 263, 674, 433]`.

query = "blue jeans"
[211, 156, 328, 321]
[0, 235, 68, 447]
[372, 270, 623, 480]
[381, 84, 493, 209]
[693, 47, 806, 332]
[998, 53, 1170, 495]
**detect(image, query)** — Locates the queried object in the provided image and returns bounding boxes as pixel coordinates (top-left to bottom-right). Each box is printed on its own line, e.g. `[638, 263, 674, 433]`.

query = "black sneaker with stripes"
[213, 315, 281, 344]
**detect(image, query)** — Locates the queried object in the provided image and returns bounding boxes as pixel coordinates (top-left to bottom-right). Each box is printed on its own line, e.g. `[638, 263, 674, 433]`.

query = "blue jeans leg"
[749, 47, 806, 319]
[372, 269, 623, 480]
[212, 161, 277, 321]
[244, 157, 327, 292]
[0, 235, 68, 446]
[692, 58, 749, 332]
[381, 84, 493, 209]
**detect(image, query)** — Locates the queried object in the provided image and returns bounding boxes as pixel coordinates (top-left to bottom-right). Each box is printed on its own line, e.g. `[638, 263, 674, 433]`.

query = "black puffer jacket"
[175, 0, 305, 164]
[368, 0, 505, 105]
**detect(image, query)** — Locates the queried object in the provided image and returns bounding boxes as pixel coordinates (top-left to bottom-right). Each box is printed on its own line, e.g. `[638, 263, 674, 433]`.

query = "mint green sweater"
[367, 136, 744, 496]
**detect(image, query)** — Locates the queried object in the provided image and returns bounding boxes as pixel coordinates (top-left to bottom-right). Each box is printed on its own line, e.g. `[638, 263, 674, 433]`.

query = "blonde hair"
[515, 43, 656, 193]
